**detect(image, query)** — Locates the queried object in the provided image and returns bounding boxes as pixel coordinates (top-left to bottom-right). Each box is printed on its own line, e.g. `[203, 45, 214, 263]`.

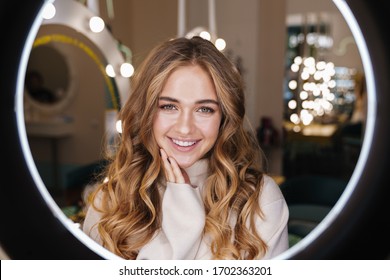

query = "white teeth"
[172, 139, 196, 147]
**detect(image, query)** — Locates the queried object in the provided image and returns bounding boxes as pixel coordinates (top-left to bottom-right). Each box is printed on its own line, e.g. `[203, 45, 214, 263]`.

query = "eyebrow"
[159, 96, 220, 106]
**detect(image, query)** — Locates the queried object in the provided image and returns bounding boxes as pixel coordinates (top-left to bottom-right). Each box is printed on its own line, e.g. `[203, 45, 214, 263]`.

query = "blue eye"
[159, 104, 176, 110]
[198, 107, 215, 113]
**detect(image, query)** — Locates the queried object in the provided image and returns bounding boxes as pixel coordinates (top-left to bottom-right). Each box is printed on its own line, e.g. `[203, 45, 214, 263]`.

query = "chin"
[177, 161, 194, 169]
[176, 158, 198, 169]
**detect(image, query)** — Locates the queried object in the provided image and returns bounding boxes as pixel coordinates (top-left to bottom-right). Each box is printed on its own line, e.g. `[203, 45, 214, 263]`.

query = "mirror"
[25, 44, 72, 113]
[1, 0, 389, 260]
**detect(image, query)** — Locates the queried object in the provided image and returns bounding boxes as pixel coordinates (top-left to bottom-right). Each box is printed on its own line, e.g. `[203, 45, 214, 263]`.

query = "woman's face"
[153, 64, 222, 168]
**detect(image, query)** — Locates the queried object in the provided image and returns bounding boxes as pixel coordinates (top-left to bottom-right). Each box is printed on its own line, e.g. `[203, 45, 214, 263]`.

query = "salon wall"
[98, 0, 178, 67]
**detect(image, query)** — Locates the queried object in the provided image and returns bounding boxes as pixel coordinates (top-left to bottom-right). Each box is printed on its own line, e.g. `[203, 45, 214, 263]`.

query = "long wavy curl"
[88, 36, 268, 259]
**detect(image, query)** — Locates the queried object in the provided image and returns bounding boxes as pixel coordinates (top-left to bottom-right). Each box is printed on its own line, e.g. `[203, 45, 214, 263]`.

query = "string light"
[215, 38, 226, 51]
[117, 42, 135, 78]
[115, 119, 122, 133]
[287, 55, 337, 126]
[120, 63, 134, 78]
[42, 3, 56, 20]
[105, 64, 116, 77]
[89, 16, 105, 33]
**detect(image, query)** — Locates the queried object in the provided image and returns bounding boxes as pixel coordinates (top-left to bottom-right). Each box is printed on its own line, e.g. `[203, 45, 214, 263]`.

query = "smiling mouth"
[171, 138, 198, 147]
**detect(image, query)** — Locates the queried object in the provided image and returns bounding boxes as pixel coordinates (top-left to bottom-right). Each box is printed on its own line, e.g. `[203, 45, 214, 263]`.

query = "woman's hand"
[160, 148, 190, 185]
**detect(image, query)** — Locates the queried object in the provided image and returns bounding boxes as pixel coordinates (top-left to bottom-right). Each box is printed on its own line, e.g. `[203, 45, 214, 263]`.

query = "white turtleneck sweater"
[82, 160, 289, 259]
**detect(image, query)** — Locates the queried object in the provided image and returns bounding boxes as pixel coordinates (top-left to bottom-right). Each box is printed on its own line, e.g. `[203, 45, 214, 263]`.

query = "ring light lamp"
[0, 0, 389, 259]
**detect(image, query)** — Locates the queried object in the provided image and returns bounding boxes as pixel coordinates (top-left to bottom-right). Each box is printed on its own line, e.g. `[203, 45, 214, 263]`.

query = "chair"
[279, 174, 348, 247]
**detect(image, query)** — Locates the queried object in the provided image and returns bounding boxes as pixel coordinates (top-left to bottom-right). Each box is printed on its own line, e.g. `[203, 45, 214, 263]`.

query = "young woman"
[82, 36, 289, 260]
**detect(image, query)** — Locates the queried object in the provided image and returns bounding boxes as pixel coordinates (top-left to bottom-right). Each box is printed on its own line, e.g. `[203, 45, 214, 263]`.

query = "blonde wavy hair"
[89, 36, 268, 259]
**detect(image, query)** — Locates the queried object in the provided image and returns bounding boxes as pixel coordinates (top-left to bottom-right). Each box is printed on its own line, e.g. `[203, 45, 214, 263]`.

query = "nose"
[175, 110, 194, 135]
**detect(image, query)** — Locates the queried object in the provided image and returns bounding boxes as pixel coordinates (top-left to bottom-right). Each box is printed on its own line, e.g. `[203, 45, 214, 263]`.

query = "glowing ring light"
[0, 0, 389, 259]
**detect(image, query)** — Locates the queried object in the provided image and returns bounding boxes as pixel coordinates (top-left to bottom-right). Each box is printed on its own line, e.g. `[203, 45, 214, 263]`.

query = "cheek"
[152, 115, 162, 140]
[202, 118, 221, 143]
[153, 114, 170, 139]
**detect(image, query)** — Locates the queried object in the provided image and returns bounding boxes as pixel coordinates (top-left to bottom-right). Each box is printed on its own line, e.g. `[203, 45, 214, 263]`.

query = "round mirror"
[25, 43, 74, 115]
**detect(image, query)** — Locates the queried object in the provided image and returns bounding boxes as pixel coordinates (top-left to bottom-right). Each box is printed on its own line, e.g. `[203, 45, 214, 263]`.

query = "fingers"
[160, 149, 175, 182]
[160, 149, 185, 183]
[168, 157, 185, 184]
